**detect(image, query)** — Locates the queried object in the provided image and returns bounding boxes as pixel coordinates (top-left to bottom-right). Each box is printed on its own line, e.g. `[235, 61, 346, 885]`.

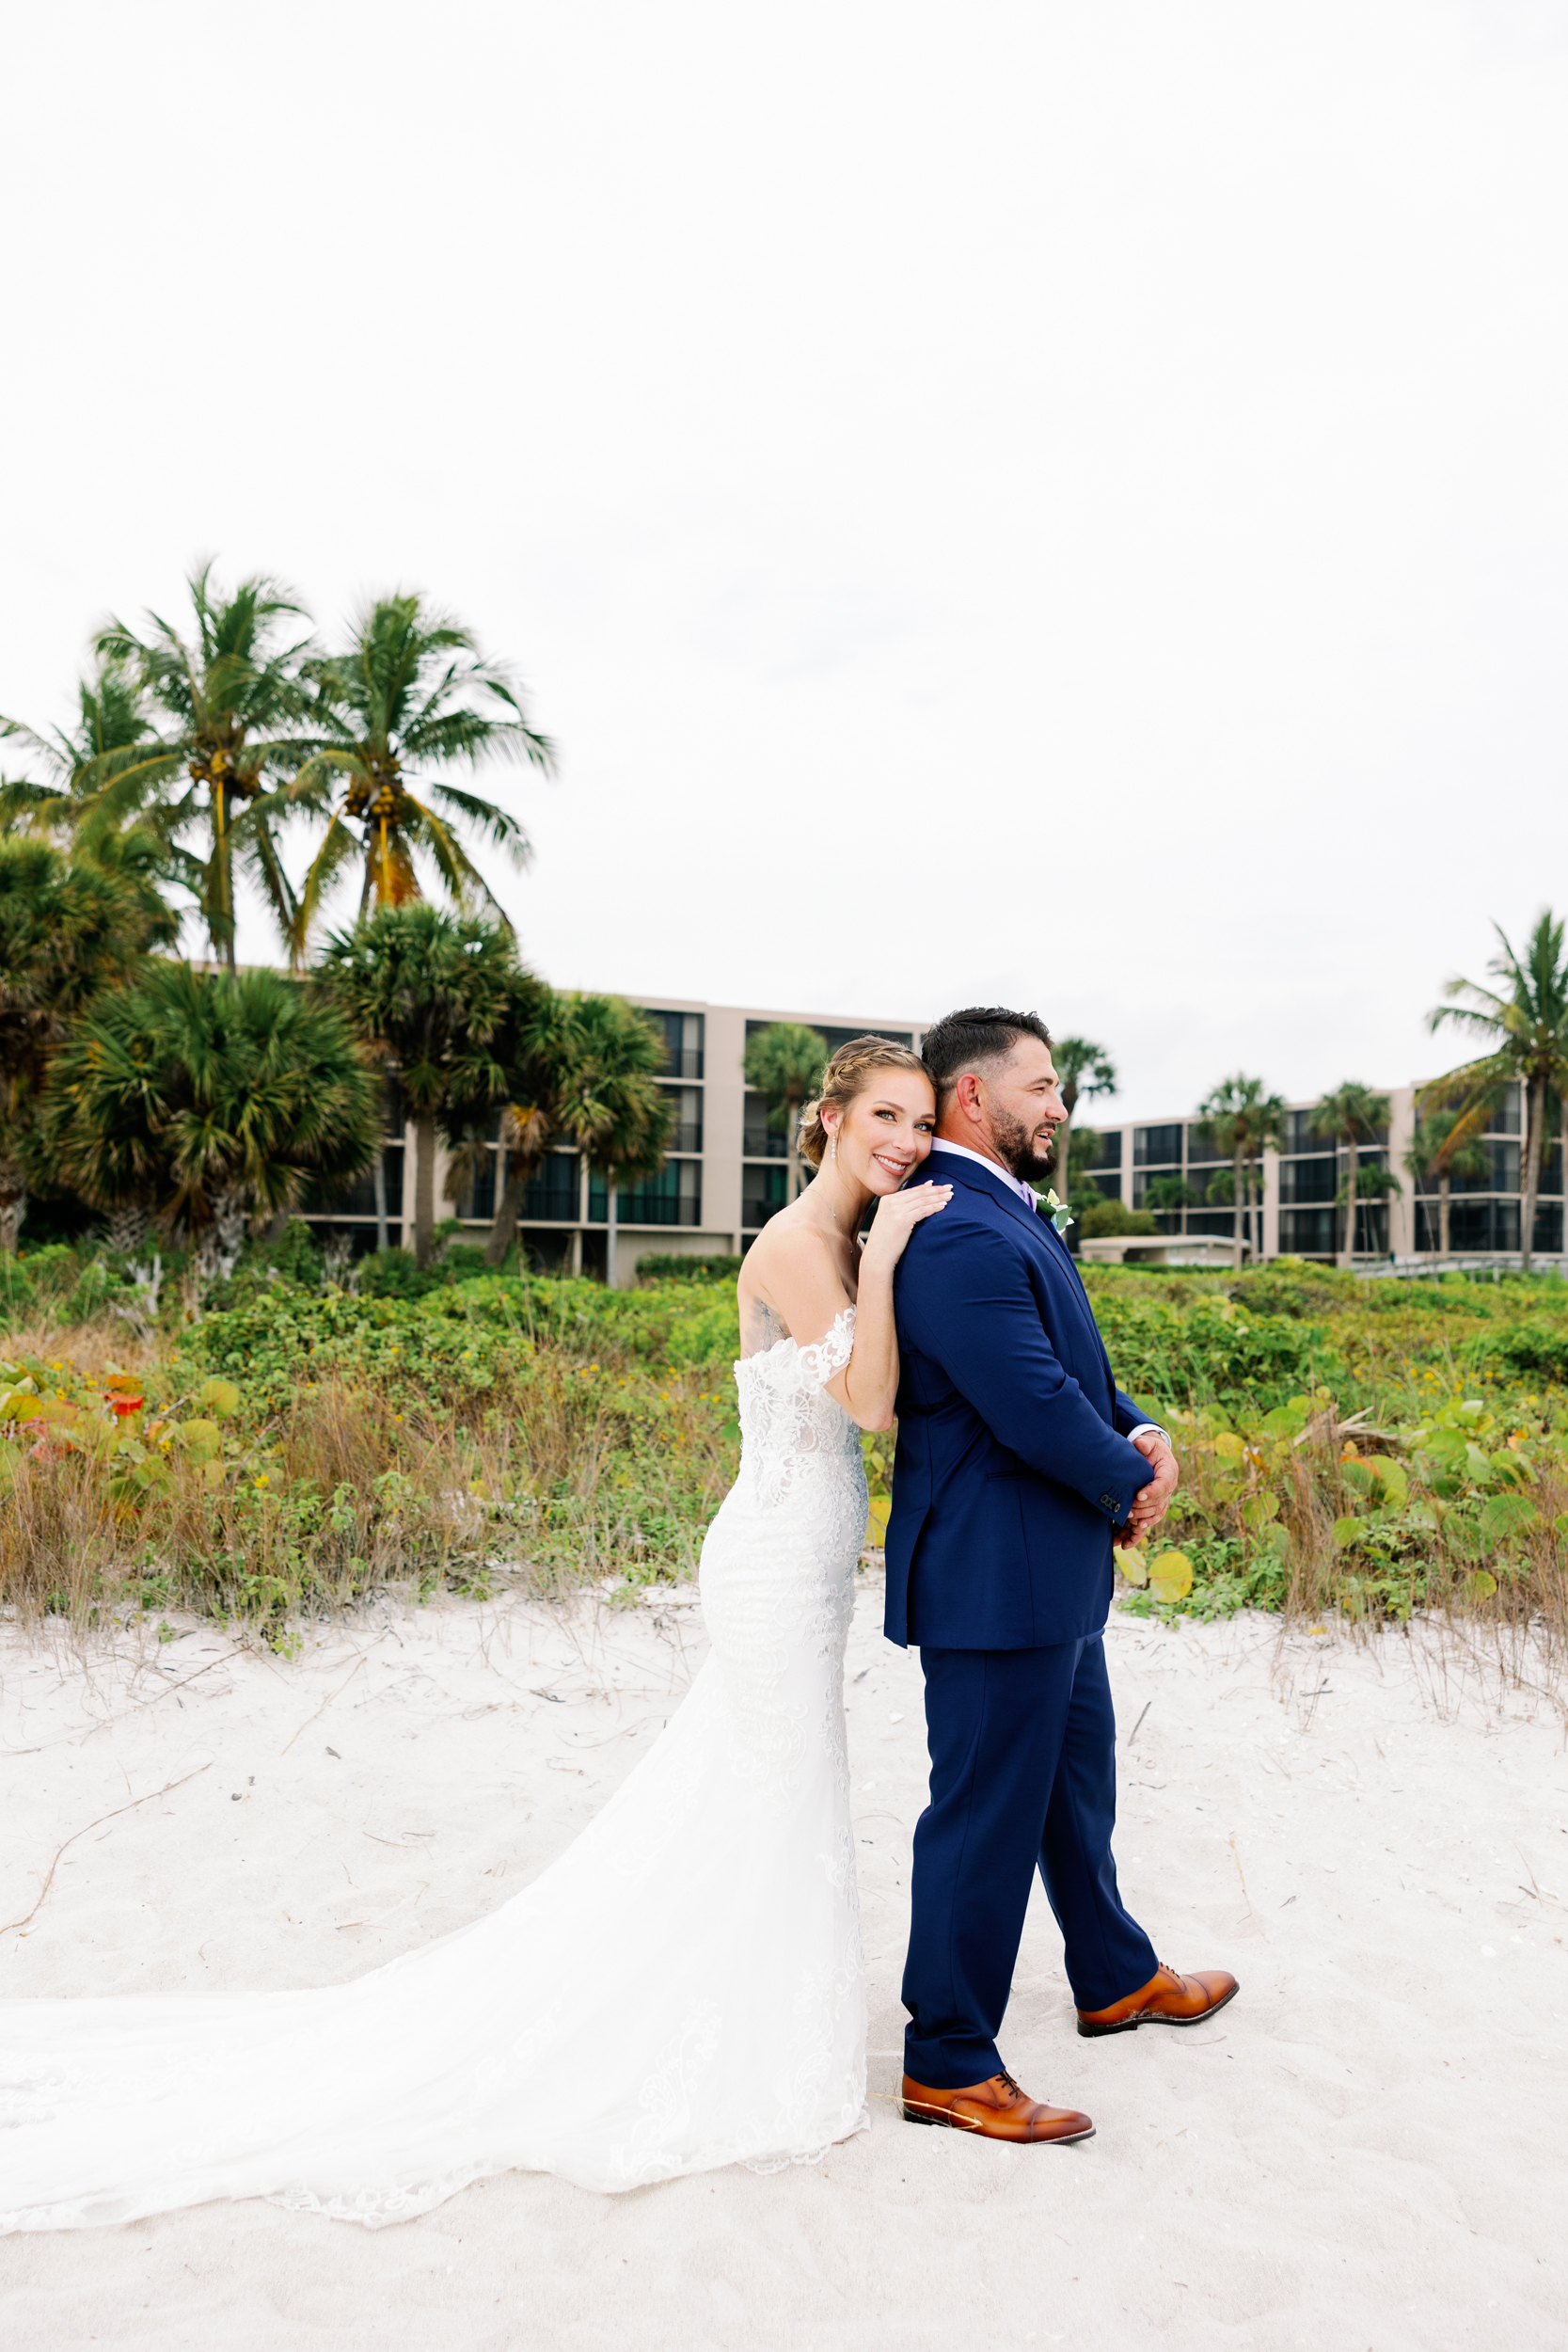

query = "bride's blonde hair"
[797, 1036, 931, 1170]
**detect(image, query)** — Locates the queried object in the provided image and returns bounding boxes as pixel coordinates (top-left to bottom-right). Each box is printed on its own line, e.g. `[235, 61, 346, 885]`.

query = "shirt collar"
[928, 1137, 1040, 1214]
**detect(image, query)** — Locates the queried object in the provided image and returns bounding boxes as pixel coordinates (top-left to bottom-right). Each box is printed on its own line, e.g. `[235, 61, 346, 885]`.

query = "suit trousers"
[901, 1634, 1158, 2088]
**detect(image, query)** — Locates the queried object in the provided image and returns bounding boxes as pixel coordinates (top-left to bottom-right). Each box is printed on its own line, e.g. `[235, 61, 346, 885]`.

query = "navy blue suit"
[888, 1146, 1160, 2084]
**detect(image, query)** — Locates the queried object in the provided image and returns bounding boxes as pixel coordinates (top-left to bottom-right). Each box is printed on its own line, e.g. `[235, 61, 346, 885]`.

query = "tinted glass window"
[1134, 1123, 1182, 1166]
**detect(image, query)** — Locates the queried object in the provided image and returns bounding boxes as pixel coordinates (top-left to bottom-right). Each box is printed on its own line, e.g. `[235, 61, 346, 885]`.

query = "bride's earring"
[829, 1131, 838, 1162]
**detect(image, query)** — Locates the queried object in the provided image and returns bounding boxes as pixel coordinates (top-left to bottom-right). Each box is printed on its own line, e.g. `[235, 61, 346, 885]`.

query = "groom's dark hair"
[921, 1007, 1053, 1104]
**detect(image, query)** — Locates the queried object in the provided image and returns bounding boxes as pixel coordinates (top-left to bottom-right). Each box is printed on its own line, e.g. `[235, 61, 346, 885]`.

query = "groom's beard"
[991, 1106, 1060, 1184]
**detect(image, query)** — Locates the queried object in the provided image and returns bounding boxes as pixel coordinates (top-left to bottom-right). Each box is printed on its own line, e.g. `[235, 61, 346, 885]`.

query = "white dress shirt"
[926, 1139, 1171, 1453]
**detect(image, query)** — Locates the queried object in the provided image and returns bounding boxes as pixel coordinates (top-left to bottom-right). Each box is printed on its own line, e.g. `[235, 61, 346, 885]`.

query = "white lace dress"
[0, 1311, 870, 2232]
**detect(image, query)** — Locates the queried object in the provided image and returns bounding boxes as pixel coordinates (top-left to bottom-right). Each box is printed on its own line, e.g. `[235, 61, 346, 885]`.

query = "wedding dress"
[0, 1310, 869, 2231]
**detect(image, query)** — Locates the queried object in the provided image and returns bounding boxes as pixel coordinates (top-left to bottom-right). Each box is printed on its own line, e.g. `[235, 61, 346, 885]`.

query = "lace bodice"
[733, 1306, 866, 1515]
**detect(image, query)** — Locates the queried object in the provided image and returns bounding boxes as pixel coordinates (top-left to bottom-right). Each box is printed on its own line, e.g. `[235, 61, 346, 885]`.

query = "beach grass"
[3, 1244, 1568, 1649]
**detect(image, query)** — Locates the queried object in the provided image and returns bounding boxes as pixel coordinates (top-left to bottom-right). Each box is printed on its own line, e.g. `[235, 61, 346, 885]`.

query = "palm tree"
[315, 904, 518, 1265]
[743, 1023, 827, 1202]
[40, 962, 377, 1275]
[1403, 1102, 1494, 1260]
[1, 653, 198, 918]
[555, 997, 675, 1289]
[1050, 1038, 1117, 1199]
[2, 652, 154, 829]
[439, 976, 578, 1267]
[1065, 1123, 1110, 1200]
[1143, 1173, 1199, 1217]
[1429, 914, 1568, 1273]
[0, 835, 172, 1251]
[288, 596, 554, 951]
[1200, 1075, 1287, 1271]
[1309, 1083, 1393, 1267]
[85, 565, 319, 966]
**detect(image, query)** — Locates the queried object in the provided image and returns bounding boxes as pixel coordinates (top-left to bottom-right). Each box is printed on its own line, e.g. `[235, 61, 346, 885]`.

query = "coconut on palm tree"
[1199, 1075, 1287, 1270]
[288, 596, 554, 950]
[1403, 1102, 1494, 1260]
[742, 1023, 827, 1203]
[83, 565, 319, 965]
[1428, 914, 1568, 1272]
[0, 834, 173, 1251]
[554, 997, 675, 1289]
[40, 961, 378, 1278]
[1309, 1082, 1394, 1267]
[315, 904, 518, 1265]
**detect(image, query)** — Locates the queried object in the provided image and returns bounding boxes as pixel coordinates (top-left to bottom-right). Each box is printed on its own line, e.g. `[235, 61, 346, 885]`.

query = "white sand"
[1, 1577, 1565, 2351]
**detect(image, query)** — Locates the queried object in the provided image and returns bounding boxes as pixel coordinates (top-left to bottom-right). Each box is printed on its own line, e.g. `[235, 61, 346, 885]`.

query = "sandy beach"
[1, 1576, 1565, 2351]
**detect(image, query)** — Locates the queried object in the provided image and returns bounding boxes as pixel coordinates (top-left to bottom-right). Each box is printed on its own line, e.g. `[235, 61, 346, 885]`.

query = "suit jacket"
[884, 1151, 1154, 1650]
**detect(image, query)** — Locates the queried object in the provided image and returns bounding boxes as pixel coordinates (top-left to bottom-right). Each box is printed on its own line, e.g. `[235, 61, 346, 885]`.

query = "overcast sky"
[6, 1, 1567, 1120]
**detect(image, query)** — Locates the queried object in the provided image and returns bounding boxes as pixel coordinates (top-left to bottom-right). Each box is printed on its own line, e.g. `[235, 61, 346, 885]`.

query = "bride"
[0, 1036, 949, 2232]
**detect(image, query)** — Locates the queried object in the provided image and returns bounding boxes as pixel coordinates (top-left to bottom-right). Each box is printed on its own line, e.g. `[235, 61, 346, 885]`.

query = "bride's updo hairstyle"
[797, 1036, 931, 1170]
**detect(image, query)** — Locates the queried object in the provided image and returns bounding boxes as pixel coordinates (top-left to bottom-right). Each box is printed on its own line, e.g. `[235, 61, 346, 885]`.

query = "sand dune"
[1, 1577, 1565, 2350]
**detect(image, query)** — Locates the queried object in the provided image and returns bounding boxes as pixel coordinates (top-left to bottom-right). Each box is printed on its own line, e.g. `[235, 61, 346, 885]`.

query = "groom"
[885, 1007, 1237, 2144]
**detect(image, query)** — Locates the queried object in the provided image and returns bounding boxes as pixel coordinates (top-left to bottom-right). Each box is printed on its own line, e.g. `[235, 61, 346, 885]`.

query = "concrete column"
[428, 1128, 456, 1252]
[703, 1003, 747, 1245]
[1386, 1085, 1417, 1257]
[1119, 1124, 1133, 1209]
[1261, 1145, 1280, 1259]
[400, 1115, 418, 1251]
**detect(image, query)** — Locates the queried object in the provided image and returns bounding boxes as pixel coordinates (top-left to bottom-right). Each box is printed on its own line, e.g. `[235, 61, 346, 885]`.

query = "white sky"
[5, 1, 1568, 1121]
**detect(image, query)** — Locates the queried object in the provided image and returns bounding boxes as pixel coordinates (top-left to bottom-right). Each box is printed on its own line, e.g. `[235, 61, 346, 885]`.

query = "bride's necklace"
[822, 1176, 868, 1235]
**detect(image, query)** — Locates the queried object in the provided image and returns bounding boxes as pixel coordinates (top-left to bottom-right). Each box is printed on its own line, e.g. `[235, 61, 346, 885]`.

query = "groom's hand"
[1122, 1431, 1179, 1544]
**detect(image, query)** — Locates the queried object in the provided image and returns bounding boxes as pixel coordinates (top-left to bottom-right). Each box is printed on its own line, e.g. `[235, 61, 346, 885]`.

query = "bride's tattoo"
[740, 1296, 789, 1359]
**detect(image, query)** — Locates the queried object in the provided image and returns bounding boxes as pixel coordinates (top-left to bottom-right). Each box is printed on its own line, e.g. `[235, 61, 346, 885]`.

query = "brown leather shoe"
[900, 2069, 1094, 2142]
[1076, 1962, 1239, 2038]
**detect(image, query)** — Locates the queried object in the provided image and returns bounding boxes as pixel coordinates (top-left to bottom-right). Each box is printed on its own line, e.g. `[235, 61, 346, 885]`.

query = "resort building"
[307, 996, 1562, 1274]
[312, 997, 926, 1287]
[1075, 1081, 1562, 1264]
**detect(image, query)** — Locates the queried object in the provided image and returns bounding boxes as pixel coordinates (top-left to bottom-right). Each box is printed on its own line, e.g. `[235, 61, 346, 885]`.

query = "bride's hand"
[859, 1183, 953, 1273]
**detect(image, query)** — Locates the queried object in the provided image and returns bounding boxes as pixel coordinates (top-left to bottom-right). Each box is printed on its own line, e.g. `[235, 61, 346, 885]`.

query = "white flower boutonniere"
[1041, 1188, 1075, 1234]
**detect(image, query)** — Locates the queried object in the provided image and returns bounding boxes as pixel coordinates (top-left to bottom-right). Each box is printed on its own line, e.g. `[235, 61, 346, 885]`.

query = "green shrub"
[637, 1253, 744, 1284]
[1077, 1198, 1158, 1239]
[1089, 1290, 1334, 1411]
[357, 1248, 443, 1302]
[1468, 1317, 1568, 1384]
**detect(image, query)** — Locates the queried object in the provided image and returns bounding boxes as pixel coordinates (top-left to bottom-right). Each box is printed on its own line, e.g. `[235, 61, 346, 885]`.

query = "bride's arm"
[756, 1187, 951, 1431]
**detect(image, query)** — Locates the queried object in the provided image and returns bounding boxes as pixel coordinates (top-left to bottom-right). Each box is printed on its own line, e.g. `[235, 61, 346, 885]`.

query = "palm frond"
[400, 793, 511, 922]
[423, 778, 531, 862]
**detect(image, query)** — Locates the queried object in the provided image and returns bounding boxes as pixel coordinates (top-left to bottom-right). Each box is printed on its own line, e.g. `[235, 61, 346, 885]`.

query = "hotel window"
[592, 1160, 702, 1227]
[662, 1085, 704, 1154]
[1285, 1110, 1335, 1156]
[1134, 1123, 1183, 1167]
[641, 1009, 705, 1081]
[742, 1164, 789, 1230]
[304, 1147, 405, 1222]
[743, 1092, 787, 1159]
[521, 1151, 582, 1222]
[1074, 1128, 1122, 1201]
[1279, 1207, 1336, 1256]
[1279, 1156, 1337, 1204]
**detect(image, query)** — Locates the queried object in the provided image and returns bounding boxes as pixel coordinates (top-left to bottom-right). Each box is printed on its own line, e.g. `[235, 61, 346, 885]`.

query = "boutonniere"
[1041, 1188, 1074, 1234]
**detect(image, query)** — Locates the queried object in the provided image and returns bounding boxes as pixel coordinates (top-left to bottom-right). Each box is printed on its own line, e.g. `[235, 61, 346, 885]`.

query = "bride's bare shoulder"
[740, 1216, 838, 1295]
[736, 1219, 845, 1356]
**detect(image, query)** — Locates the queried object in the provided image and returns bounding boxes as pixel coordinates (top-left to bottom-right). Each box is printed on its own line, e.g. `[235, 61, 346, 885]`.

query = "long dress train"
[0, 1311, 869, 2230]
